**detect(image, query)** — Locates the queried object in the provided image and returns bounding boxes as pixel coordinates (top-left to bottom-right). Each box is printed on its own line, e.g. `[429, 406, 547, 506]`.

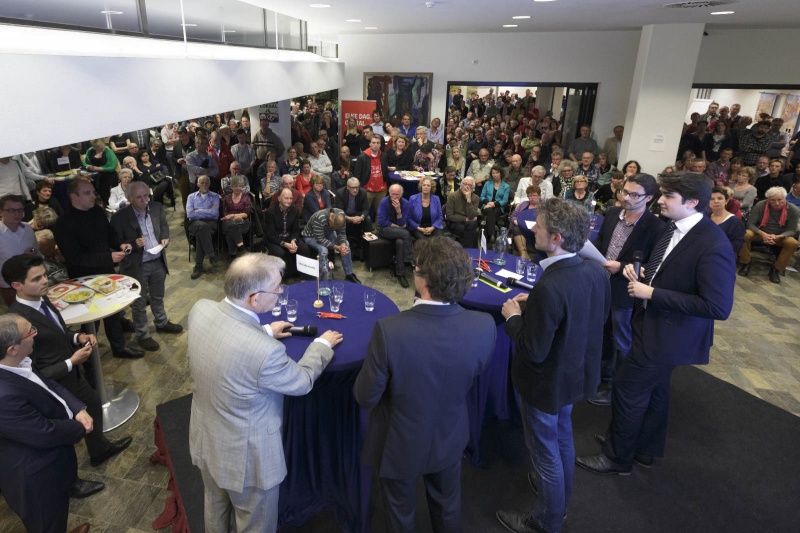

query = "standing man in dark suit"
[589, 174, 665, 406]
[576, 173, 736, 475]
[3, 254, 133, 480]
[354, 237, 496, 532]
[0, 313, 91, 533]
[496, 198, 610, 533]
[110, 181, 183, 352]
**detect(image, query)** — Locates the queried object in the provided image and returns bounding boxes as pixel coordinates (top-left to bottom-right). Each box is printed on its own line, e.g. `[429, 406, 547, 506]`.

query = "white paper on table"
[59, 304, 89, 321]
[296, 254, 320, 278]
[524, 220, 536, 230]
[93, 293, 140, 310]
[57, 156, 69, 165]
[147, 244, 164, 255]
[578, 239, 607, 264]
[496, 268, 521, 280]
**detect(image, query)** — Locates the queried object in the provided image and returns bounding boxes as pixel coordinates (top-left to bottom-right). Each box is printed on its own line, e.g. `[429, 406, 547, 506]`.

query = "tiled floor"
[1, 200, 798, 532]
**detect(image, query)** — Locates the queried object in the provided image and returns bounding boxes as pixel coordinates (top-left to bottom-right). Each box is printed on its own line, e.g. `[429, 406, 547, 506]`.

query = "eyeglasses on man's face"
[19, 326, 37, 342]
[622, 190, 646, 200]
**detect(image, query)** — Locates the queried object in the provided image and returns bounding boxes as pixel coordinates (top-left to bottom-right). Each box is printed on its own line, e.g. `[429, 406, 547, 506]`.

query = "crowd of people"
[0, 92, 797, 533]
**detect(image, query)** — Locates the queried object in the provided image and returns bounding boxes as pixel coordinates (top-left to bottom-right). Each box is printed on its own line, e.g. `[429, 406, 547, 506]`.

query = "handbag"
[149, 170, 167, 183]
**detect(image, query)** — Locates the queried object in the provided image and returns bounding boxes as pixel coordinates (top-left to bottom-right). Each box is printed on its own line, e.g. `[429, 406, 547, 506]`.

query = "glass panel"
[220, 2, 265, 47]
[266, 10, 277, 49]
[180, 0, 223, 43]
[144, 0, 184, 39]
[276, 12, 303, 51]
[0, 0, 141, 32]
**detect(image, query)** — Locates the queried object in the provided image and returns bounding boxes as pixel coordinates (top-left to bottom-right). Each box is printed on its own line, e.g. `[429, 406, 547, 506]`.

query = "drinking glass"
[332, 282, 345, 301]
[330, 289, 343, 313]
[526, 263, 539, 285]
[286, 299, 298, 322]
[279, 284, 288, 307]
[271, 304, 281, 317]
[364, 289, 376, 312]
[472, 268, 481, 287]
[516, 257, 527, 276]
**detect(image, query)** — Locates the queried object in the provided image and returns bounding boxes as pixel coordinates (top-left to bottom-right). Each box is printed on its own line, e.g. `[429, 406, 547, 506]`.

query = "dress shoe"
[120, 318, 135, 333]
[190, 266, 202, 279]
[397, 275, 409, 288]
[495, 510, 543, 533]
[113, 346, 144, 359]
[593, 434, 653, 468]
[69, 479, 105, 499]
[345, 273, 362, 284]
[138, 337, 160, 352]
[156, 321, 183, 334]
[575, 453, 632, 475]
[588, 389, 612, 406]
[768, 267, 781, 284]
[90, 436, 133, 467]
[738, 263, 751, 276]
[68, 523, 91, 533]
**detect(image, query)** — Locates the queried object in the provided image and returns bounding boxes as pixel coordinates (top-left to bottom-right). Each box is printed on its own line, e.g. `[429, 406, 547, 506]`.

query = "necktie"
[635, 221, 676, 313]
[40, 301, 64, 332]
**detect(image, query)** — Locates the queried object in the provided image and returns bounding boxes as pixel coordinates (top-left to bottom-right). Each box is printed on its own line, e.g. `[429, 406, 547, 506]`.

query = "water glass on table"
[279, 284, 288, 307]
[526, 262, 539, 285]
[286, 299, 298, 322]
[271, 303, 281, 317]
[332, 282, 344, 302]
[364, 289, 376, 312]
[330, 286, 343, 313]
[515, 257, 527, 276]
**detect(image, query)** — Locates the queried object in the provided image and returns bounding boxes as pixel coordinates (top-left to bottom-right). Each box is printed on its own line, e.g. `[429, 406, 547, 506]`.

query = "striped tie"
[634, 221, 676, 313]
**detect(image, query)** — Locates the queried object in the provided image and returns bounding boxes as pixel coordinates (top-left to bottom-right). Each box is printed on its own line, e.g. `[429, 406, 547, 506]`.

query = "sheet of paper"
[578, 239, 607, 264]
[59, 304, 89, 321]
[57, 156, 69, 165]
[495, 268, 521, 280]
[525, 220, 536, 230]
[295, 254, 320, 278]
[93, 293, 140, 310]
[147, 244, 164, 255]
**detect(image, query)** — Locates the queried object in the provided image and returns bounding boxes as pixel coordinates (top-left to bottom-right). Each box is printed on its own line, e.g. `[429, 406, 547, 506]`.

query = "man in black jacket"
[263, 188, 311, 276]
[497, 198, 610, 533]
[335, 178, 370, 260]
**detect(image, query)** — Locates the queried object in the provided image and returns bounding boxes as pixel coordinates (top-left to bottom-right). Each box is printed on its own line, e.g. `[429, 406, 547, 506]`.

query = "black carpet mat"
[157, 366, 800, 532]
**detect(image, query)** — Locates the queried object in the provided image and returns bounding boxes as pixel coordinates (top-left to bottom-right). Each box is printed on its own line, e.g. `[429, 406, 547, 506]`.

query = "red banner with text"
[341, 100, 377, 141]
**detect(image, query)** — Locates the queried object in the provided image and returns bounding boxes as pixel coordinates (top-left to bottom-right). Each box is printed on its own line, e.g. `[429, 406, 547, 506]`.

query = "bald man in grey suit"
[188, 254, 342, 533]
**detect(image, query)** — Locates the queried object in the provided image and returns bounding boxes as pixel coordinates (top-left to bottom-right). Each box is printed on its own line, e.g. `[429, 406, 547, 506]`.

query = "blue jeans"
[303, 232, 353, 276]
[520, 400, 573, 533]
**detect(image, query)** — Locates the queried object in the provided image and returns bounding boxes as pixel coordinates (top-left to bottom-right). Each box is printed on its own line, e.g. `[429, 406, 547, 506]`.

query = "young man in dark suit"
[589, 173, 665, 406]
[496, 199, 610, 533]
[354, 237, 496, 532]
[3, 254, 133, 473]
[577, 172, 736, 475]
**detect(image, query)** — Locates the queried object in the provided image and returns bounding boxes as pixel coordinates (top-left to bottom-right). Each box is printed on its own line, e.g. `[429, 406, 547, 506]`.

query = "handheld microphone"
[632, 251, 643, 281]
[478, 271, 508, 290]
[506, 277, 534, 291]
[282, 325, 318, 337]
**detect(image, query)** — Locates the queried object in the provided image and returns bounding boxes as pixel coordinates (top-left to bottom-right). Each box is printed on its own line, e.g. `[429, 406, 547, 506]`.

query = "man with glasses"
[188, 254, 342, 533]
[589, 174, 665, 406]
[335, 178, 370, 261]
[0, 313, 93, 533]
[0, 194, 38, 306]
[445, 177, 481, 248]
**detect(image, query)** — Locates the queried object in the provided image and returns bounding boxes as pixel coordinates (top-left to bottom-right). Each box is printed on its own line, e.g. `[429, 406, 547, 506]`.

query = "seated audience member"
[308, 143, 333, 180]
[706, 147, 735, 186]
[186, 176, 220, 279]
[447, 145, 466, 180]
[556, 160, 578, 195]
[318, 129, 339, 162]
[787, 176, 800, 209]
[510, 185, 541, 260]
[108, 168, 135, 214]
[264, 188, 311, 274]
[294, 160, 316, 196]
[564, 175, 592, 207]
[46, 144, 83, 173]
[220, 175, 252, 259]
[439, 166, 461, 204]
[576, 151, 601, 191]
[709, 186, 746, 256]
[268, 175, 304, 211]
[408, 177, 445, 240]
[83, 138, 119, 205]
[595, 152, 614, 185]
[330, 157, 351, 192]
[467, 148, 494, 192]
[480, 166, 511, 243]
[731, 167, 758, 214]
[412, 143, 440, 173]
[595, 170, 625, 205]
[29, 180, 63, 230]
[138, 150, 176, 207]
[279, 146, 302, 176]
[303, 175, 332, 225]
[335, 178, 370, 259]
[221, 162, 251, 196]
[0, 195, 39, 306]
[567, 124, 600, 162]
[411, 126, 434, 156]
[738, 186, 800, 284]
[446, 177, 480, 248]
[377, 185, 415, 287]
[0, 314, 92, 533]
[755, 159, 792, 201]
[258, 160, 281, 197]
[753, 155, 770, 180]
[110, 181, 182, 353]
[505, 154, 529, 202]
[52, 178, 143, 359]
[515, 166, 553, 205]
[387, 134, 414, 172]
[301, 208, 361, 283]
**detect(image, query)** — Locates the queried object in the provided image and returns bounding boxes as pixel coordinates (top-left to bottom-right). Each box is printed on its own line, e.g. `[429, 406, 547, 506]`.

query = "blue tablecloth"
[258, 281, 399, 533]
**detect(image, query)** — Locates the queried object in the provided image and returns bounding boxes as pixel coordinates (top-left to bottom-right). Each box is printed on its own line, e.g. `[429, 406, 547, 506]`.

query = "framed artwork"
[779, 94, 800, 136]
[755, 92, 778, 120]
[363, 72, 433, 127]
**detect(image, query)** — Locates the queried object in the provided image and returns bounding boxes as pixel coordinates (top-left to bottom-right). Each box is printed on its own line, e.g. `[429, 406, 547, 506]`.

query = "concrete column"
[620, 24, 705, 174]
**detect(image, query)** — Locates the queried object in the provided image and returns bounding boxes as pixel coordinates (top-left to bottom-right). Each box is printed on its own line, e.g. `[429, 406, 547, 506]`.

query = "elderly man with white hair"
[738, 186, 800, 284]
[515, 166, 553, 205]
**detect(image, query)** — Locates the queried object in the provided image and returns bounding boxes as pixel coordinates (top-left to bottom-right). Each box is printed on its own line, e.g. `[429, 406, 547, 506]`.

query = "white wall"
[339, 31, 642, 141]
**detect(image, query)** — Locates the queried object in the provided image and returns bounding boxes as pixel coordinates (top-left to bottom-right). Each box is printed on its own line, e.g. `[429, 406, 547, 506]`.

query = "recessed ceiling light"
[345, 19, 361, 22]
[365, 26, 378, 30]
[310, 3, 331, 7]
[503, 24, 518, 28]
[181, 23, 197, 27]
[100, 10, 123, 15]
[710, 11, 734, 15]
[223, 30, 236, 33]
[512, 16, 531, 19]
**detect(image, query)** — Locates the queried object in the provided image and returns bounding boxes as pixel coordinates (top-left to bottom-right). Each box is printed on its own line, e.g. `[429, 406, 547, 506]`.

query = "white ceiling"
[248, 0, 800, 42]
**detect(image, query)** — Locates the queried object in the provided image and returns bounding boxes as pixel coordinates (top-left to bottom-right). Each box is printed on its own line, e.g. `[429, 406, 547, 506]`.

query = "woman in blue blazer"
[408, 177, 445, 240]
[302, 174, 333, 225]
[480, 165, 511, 242]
